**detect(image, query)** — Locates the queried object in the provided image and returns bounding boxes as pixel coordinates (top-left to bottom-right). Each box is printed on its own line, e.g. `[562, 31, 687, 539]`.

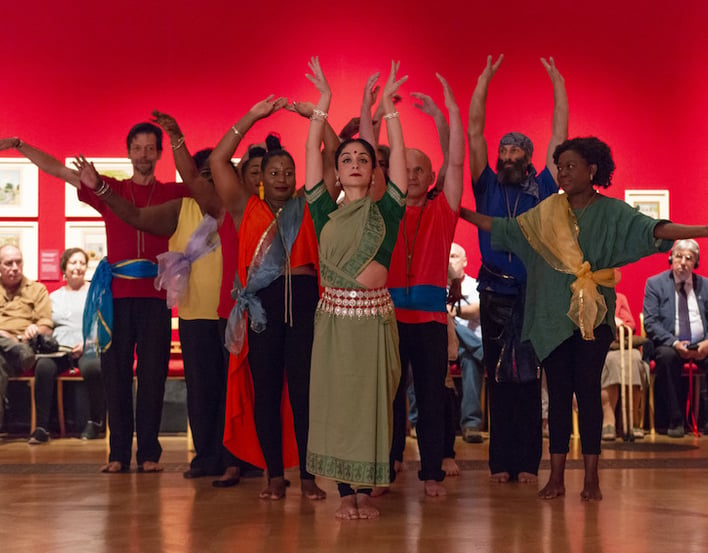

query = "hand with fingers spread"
[150, 110, 183, 140]
[305, 55, 331, 99]
[381, 60, 408, 110]
[479, 54, 504, 83]
[72, 155, 101, 189]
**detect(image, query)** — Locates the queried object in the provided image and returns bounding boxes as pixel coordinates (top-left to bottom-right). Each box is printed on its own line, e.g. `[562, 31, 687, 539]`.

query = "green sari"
[306, 183, 403, 487]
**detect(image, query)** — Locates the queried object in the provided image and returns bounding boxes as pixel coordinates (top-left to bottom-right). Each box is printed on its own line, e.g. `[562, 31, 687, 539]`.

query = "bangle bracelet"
[232, 125, 241, 137]
[310, 108, 328, 121]
[94, 180, 111, 198]
[382, 111, 400, 121]
[171, 136, 185, 151]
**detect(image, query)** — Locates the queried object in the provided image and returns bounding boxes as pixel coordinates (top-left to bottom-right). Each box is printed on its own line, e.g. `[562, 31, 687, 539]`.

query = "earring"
[336, 176, 341, 188]
[370, 174, 376, 189]
[259, 181, 264, 200]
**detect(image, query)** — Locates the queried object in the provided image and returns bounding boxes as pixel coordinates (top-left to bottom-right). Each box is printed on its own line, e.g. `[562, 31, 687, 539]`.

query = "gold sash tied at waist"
[517, 194, 620, 340]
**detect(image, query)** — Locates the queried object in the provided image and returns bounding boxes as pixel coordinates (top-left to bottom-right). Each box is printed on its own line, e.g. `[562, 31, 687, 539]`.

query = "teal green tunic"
[491, 196, 672, 361]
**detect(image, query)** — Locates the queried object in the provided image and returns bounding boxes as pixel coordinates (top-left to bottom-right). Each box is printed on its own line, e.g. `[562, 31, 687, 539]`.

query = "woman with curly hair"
[461, 136, 708, 501]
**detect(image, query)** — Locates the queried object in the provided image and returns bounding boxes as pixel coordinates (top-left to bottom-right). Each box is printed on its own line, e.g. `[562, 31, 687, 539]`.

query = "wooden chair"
[7, 371, 36, 433]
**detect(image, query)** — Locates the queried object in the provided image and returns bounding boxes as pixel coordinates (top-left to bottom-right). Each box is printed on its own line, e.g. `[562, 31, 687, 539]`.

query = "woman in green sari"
[303, 57, 408, 519]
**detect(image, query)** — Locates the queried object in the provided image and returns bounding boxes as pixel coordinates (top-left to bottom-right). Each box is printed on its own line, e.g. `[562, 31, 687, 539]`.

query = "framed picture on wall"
[64, 157, 133, 217]
[624, 190, 670, 220]
[65, 221, 107, 280]
[0, 158, 39, 217]
[0, 222, 39, 280]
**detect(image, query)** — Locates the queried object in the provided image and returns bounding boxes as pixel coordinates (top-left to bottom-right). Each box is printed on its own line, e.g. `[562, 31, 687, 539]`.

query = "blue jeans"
[459, 349, 484, 430]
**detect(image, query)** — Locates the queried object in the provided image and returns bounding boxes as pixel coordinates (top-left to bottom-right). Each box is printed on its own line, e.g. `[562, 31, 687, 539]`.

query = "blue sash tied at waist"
[388, 285, 447, 313]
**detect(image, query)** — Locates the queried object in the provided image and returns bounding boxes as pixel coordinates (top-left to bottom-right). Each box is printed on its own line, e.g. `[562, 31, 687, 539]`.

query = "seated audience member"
[0, 244, 53, 430]
[643, 239, 708, 437]
[30, 248, 103, 444]
[447, 243, 484, 444]
[600, 291, 649, 441]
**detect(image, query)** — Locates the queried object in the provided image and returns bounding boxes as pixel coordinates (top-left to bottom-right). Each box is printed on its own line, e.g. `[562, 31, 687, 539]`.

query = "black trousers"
[34, 352, 103, 430]
[101, 297, 170, 466]
[180, 317, 236, 474]
[247, 275, 318, 480]
[653, 345, 708, 430]
[543, 324, 613, 455]
[391, 321, 447, 482]
[480, 290, 542, 478]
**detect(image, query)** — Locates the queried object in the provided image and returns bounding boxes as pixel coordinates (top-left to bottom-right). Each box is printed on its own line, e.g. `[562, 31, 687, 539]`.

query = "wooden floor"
[2, 432, 708, 553]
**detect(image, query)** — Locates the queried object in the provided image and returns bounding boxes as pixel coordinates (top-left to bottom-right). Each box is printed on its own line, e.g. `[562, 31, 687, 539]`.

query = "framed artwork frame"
[624, 190, 670, 220]
[65, 221, 107, 280]
[64, 157, 133, 217]
[0, 158, 39, 217]
[0, 222, 39, 280]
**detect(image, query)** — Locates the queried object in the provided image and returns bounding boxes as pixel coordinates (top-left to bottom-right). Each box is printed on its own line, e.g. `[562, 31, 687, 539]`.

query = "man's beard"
[496, 157, 528, 186]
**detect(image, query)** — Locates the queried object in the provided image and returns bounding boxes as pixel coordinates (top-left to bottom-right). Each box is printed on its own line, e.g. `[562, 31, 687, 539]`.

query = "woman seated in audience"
[303, 57, 411, 519]
[461, 136, 708, 501]
[29, 248, 103, 444]
[600, 291, 649, 441]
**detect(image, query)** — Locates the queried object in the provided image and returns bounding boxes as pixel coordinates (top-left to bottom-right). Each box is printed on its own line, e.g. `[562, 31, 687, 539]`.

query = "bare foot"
[259, 476, 287, 500]
[489, 472, 510, 483]
[393, 460, 403, 473]
[538, 479, 565, 500]
[356, 494, 380, 519]
[370, 486, 390, 497]
[518, 472, 538, 484]
[580, 481, 603, 501]
[301, 479, 327, 500]
[100, 461, 127, 473]
[442, 457, 460, 477]
[335, 495, 359, 520]
[424, 480, 447, 497]
[138, 461, 163, 473]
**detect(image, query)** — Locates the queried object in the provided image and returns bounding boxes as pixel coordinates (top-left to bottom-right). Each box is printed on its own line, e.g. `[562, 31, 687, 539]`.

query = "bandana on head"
[499, 132, 534, 157]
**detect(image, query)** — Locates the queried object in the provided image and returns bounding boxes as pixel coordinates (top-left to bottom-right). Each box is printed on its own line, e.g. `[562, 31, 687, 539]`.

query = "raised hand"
[362, 72, 380, 113]
[72, 155, 101, 189]
[382, 60, 408, 103]
[410, 91, 442, 118]
[541, 56, 565, 84]
[479, 54, 504, 82]
[285, 100, 316, 119]
[338, 117, 360, 140]
[249, 95, 288, 120]
[436, 73, 459, 111]
[305, 56, 331, 97]
[150, 110, 182, 139]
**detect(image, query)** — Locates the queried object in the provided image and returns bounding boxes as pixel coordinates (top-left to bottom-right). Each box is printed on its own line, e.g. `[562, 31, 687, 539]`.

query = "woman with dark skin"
[461, 136, 708, 501]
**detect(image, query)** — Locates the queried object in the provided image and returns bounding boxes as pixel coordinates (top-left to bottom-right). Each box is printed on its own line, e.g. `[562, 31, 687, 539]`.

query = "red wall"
[1, 0, 707, 315]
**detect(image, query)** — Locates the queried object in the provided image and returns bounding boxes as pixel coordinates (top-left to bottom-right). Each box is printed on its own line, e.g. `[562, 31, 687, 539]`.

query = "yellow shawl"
[517, 193, 619, 340]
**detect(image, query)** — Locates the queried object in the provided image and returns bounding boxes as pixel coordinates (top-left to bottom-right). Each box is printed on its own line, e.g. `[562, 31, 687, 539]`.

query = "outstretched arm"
[359, 72, 386, 199]
[150, 110, 223, 220]
[381, 61, 408, 194]
[541, 57, 569, 181]
[436, 73, 464, 211]
[654, 222, 708, 241]
[0, 137, 80, 187]
[468, 54, 503, 183]
[74, 156, 181, 236]
[304, 56, 332, 192]
[459, 207, 493, 232]
[211, 95, 287, 222]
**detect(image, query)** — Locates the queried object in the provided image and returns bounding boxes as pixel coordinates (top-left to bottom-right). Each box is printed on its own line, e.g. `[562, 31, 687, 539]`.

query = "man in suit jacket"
[643, 239, 708, 437]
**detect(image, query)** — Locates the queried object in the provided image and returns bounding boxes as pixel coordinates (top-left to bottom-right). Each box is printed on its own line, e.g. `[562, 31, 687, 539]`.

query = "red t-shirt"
[78, 176, 189, 298]
[387, 192, 458, 324]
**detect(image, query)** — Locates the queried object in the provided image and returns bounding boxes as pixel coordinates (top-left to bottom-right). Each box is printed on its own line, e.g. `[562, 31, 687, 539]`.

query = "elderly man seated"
[0, 244, 52, 432]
